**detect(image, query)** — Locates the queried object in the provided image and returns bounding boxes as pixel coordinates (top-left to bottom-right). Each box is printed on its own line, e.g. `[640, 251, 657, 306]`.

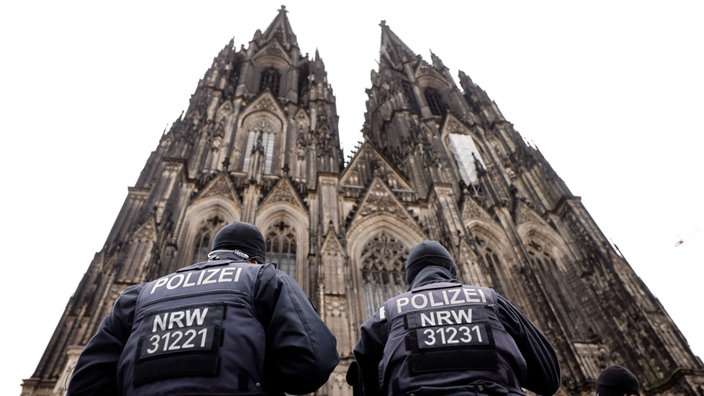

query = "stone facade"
[21, 6, 704, 396]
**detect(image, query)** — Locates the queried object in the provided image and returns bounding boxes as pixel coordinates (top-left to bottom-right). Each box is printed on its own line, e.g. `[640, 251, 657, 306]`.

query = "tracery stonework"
[358, 181, 404, 217]
[253, 97, 275, 111]
[361, 231, 407, 272]
[198, 176, 233, 200]
[326, 297, 347, 318]
[268, 181, 297, 204]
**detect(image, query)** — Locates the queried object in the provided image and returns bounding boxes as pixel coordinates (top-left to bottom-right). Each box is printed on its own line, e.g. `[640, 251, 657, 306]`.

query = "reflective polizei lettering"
[150, 267, 242, 294]
[395, 287, 487, 314]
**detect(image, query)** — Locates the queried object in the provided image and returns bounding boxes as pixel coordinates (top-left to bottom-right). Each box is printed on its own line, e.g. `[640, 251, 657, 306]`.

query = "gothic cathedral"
[21, 7, 704, 396]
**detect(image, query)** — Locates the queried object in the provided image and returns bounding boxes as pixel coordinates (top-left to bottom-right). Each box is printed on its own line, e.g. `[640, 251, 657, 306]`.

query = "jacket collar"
[409, 265, 460, 290]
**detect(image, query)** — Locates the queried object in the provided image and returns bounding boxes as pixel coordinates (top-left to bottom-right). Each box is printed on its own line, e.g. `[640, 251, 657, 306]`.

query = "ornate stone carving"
[358, 180, 404, 217]
[253, 97, 275, 111]
[325, 296, 347, 318]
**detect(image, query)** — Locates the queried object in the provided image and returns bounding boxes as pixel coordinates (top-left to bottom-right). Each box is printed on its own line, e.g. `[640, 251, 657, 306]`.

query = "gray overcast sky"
[2, 1, 703, 394]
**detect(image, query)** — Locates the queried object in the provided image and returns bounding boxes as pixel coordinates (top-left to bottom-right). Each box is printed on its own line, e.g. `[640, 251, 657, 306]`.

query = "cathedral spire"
[378, 20, 418, 70]
[254, 5, 299, 51]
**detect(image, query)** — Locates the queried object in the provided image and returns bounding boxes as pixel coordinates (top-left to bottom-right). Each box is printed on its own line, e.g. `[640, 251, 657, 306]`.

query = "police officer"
[349, 240, 561, 396]
[67, 221, 339, 396]
[595, 365, 640, 396]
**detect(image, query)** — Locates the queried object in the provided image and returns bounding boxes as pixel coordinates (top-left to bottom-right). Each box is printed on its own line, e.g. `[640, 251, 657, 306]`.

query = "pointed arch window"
[191, 216, 227, 263]
[242, 119, 275, 174]
[402, 81, 419, 112]
[360, 232, 408, 317]
[265, 221, 297, 277]
[526, 240, 582, 339]
[259, 67, 281, 96]
[473, 236, 505, 295]
[449, 133, 485, 185]
[424, 87, 445, 116]
[193, 228, 212, 263]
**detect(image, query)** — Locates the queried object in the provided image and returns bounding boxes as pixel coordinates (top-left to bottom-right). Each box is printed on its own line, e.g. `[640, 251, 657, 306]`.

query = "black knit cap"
[210, 221, 266, 263]
[405, 240, 457, 284]
[596, 365, 640, 396]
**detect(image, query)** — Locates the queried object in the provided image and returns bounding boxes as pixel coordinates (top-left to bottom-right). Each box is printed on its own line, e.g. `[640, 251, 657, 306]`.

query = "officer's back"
[349, 240, 560, 396]
[67, 221, 339, 396]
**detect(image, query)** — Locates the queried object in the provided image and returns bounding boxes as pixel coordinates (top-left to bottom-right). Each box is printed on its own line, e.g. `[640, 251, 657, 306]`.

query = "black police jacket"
[351, 265, 560, 396]
[67, 259, 339, 396]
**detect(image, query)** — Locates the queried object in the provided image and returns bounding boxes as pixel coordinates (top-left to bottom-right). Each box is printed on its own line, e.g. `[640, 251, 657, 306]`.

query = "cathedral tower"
[21, 7, 704, 396]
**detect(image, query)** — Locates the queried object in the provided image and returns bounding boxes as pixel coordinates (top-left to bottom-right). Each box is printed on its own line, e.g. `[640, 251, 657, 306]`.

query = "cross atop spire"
[258, 4, 299, 50]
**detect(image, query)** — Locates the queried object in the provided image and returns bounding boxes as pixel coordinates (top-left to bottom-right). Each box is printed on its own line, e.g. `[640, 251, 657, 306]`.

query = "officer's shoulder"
[123, 283, 146, 293]
[255, 262, 281, 277]
[263, 263, 302, 283]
